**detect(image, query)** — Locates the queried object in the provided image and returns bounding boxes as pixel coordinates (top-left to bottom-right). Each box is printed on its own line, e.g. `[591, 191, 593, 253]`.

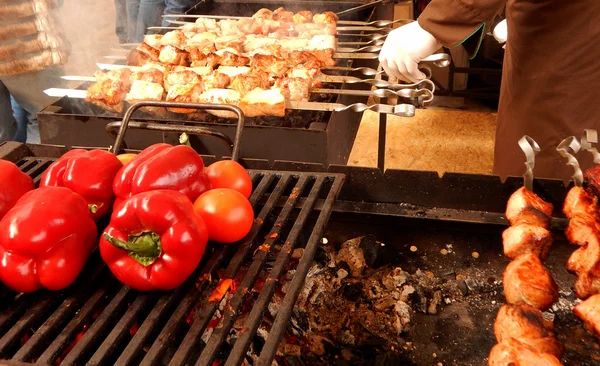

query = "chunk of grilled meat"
[584, 165, 600, 198]
[252, 8, 273, 21]
[274, 77, 311, 102]
[272, 7, 294, 22]
[214, 35, 244, 53]
[502, 224, 553, 261]
[94, 68, 132, 89]
[217, 66, 251, 79]
[574, 294, 600, 337]
[183, 38, 216, 54]
[503, 253, 559, 311]
[313, 11, 339, 24]
[566, 235, 600, 275]
[85, 79, 126, 113]
[125, 80, 167, 117]
[143, 34, 163, 49]
[126, 80, 165, 102]
[505, 187, 553, 228]
[200, 71, 230, 90]
[250, 54, 289, 77]
[494, 305, 563, 359]
[131, 67, 164, 84]
[311, 48, 337, 67]
[238, 87, 286, 117]
[292, 10, 313, 24]
[565, 214, 600, 246]
[194, 18, 219, 32]
[165, 83, 204, 113]
[488, 338, 563, 366]
[126, 42, 160, 66]
[158, 45, 189, 66]
[189, 50, 221, 68]
[287, 50, 324, 68]
[163, 69, 201, 92]
[563, 186, 598, 219]
[218, 51, 250, 66]
[573, 269, 600, 300]
[229, 71, 270, 95]
[160, 30, 187, 49]
[197, 88, 241, 119]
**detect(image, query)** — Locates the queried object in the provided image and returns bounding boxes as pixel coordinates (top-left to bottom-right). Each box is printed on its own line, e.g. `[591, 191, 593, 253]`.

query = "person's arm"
[419, 0, 506, 58]
[379, 0, 506, 82]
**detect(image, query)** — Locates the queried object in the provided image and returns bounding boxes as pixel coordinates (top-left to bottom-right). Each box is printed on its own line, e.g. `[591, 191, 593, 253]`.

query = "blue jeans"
[126, 0, 166, 43]
[11, 97, 28, 143]
[162, 0, 197, 26]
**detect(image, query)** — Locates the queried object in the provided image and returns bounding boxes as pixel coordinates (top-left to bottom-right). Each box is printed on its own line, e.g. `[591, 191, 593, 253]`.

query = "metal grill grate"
[0, 156, 345, 365]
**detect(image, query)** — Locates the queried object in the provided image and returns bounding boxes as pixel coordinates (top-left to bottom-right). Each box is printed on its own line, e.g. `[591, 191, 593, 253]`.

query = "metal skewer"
[160, 14, 408, 28]
[557, 136, 583, 187]
[157, 20, 392, 33]
[43, 88, 420, 116]
[87, 65, 437, 90]
[518, 135, 540, 191]
[580, 129, 600, 164]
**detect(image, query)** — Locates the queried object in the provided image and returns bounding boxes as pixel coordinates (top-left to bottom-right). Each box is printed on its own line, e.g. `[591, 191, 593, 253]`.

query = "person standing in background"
[162, 0, 197, 27]
[125, 0, 165, 43]
[114, 0, 128, 43]
[0, 0, 70, 143]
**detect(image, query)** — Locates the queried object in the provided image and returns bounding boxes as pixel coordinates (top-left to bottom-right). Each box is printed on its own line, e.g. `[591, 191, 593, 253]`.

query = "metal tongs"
[518, 135, 541, 191]
[557, 136, 583, 187]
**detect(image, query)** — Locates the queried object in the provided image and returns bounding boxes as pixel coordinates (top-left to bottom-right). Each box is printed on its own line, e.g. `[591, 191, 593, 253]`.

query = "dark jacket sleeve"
[418, 0, 506, 58]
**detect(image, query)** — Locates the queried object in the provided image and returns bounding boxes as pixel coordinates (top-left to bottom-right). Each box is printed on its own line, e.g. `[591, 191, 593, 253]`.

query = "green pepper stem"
[88, 204, 99, 214]
[179, 133, 191, 146]
[103, 232, 162, 266]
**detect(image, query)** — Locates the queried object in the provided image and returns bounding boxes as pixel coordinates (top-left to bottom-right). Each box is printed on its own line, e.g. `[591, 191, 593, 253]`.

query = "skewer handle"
[518, 135, 540, 191]
[581, 129, 600, 164]
[556, 136, 583, 187]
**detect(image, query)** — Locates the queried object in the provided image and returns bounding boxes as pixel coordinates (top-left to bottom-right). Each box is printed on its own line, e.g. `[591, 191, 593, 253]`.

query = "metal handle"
[518, 135, 540, 191]
[581, 129, 600, 164]
[108, 101, 245, 161]
[106, 121, 235, 155]
[557, 136, 583, 187]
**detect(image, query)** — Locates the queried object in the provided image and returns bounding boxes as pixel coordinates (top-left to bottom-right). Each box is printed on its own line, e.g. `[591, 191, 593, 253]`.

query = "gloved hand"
[493, 19, 507, 49]
[379, 21, 441, 83]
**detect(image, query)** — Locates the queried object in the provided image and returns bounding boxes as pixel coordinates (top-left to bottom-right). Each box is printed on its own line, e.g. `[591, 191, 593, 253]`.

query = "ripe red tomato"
[193, 188, 254, 243]
[205, 160, 252, 199]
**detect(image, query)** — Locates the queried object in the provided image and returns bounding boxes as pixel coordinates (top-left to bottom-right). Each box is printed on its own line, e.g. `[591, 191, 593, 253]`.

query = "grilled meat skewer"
[574, 294, 600, 337]
[503, 253, 559, 311]
[494, 305, 563, 359]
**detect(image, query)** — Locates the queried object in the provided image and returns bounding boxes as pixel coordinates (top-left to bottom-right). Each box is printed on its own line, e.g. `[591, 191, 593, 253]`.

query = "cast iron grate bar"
[225, 175, 327, 366]
[196, 175, 311, 365]
[1, 153, 345, 366]
[258, 174, 345, 365]
[165, 173, 287, 366]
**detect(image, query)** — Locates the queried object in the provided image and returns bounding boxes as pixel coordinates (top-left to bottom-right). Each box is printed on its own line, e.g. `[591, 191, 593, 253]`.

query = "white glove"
[493, 19, 507, 49]
[379, 21, 441, 83]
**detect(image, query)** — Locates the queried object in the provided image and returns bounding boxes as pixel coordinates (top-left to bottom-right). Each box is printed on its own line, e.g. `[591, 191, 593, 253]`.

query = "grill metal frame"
[37, 0, 390, 166]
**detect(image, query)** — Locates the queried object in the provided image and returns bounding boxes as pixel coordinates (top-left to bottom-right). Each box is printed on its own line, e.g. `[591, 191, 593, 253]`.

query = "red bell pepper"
[0, 187, 97, 293]
[99, 189, 208, 291]
[113, 144, 210, 209]
[0, 160, 34, 219]
[40, 149, 123, 220]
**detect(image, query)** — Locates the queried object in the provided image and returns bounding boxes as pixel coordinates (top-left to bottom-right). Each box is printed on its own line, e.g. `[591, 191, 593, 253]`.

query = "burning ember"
[201, 235, 484, 365]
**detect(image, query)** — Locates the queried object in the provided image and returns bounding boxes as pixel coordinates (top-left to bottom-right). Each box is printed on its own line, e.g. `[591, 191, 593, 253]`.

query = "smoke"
[57, 0, 119, 78]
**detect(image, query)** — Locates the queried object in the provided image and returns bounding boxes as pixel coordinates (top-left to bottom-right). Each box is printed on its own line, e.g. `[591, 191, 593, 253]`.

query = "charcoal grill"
[38, 0, 398, 166]
[2, 133, 600, 364]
